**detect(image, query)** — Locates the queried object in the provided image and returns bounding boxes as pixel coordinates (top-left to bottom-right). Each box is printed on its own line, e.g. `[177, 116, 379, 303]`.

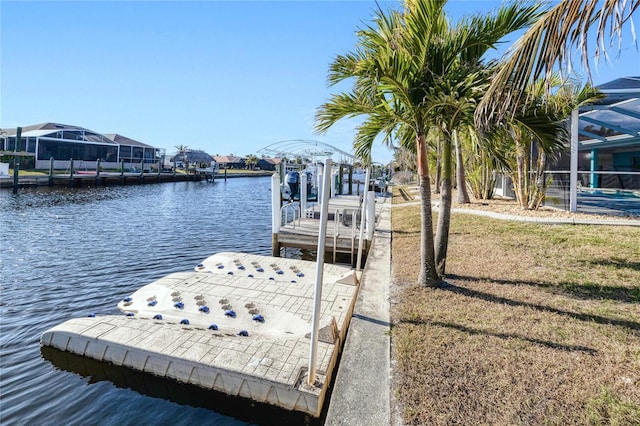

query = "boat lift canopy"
[258, 140, 355, 165]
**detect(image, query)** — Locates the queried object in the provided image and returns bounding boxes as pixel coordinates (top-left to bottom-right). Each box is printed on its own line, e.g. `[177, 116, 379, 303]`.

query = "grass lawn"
[391, 187, 640, 425]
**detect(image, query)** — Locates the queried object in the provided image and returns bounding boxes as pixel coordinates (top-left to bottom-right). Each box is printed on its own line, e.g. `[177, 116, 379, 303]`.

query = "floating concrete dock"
[40, 252, 358, 417]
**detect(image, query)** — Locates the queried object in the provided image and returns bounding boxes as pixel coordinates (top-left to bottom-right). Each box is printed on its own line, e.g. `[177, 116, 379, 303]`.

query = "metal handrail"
[333, 209, 340, 263]
[280, 202, 300, 228]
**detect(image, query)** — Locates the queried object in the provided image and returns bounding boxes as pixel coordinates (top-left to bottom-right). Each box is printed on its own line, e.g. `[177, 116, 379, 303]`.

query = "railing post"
[570, 108, 579, 212]
[356, 166, 371, 273]
[330, 169, 336, 198]
[366, 190, 375, 240]
[300, 171, 307, 213]
[308, 158, 333, 386]
[271, 173, 281, 257]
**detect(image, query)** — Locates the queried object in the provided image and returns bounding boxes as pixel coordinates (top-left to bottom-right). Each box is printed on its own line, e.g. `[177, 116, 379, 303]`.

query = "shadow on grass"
[441, 281, 640, 331]
[448, 274, 639, 303]
[577, 257, 640, 272]
[392, 229, 421, 236]
[403, 319, 598, 355]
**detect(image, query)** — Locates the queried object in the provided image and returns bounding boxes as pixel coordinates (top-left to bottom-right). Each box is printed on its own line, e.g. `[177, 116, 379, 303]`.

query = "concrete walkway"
[325, 195, 391, 425]
[392, 200, 640, 226]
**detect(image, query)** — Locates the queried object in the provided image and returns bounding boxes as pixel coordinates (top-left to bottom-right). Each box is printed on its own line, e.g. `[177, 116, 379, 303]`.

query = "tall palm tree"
[316, 2, 443, 286]
[477, 0, 639, 128]
[316, 0, 541, 285]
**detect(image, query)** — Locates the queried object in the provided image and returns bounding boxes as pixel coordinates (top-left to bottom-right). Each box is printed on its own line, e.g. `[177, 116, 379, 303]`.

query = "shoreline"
[0, 170, 274, 189]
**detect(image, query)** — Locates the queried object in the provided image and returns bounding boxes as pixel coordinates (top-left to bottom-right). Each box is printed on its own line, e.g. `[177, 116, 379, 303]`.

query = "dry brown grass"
[391, 186, 640, 425]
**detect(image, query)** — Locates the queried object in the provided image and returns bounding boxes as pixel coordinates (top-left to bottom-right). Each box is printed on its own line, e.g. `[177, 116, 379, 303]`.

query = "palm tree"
[316, 0, 541, 285]
[476, 0, 639, 128]
[316, 2, 442, 286]
[245, 154, 259, 170]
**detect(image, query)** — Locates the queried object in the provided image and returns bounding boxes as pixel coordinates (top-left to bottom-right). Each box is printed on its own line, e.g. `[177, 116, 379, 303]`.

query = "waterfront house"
[0, 123, 164, 171]
[257, 157, 281, 171]
[213, 155, 245, 169]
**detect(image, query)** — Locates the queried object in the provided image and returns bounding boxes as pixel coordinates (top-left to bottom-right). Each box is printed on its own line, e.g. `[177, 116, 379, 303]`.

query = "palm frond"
[476, 0, 639, 128]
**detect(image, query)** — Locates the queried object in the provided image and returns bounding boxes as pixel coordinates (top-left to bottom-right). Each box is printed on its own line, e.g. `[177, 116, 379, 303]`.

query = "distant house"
[0, 122, 164, 170]
[170, 149, 215, 168]
[103, 133, 160, 167]
[257, 157, 281, 171]
[213, 155, 245, 169]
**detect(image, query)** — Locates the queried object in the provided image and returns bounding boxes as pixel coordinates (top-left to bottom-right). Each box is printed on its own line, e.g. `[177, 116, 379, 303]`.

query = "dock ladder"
[332, 207, 360, 265]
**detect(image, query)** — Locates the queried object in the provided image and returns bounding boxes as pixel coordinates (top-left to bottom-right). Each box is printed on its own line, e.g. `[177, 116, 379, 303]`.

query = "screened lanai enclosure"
[0, 123, 164, 170]
[575, 77, 640, 191]
[501, 77, 640, 215]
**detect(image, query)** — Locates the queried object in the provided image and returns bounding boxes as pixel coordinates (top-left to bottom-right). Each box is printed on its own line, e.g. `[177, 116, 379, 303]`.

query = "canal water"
[0, 178, 317, 425]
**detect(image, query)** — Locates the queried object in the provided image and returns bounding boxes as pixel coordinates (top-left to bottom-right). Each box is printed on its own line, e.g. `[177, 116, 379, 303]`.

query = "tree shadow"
[577, 257, 640, 272]
[403, 318, 598, 355]
[392, 229, 421, 236]
[447, 273, 639, 303]
[440, 281, 640, 331]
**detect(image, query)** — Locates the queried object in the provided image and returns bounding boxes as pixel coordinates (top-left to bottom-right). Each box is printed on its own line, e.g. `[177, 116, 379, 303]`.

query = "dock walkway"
[275, 194, 385, 262]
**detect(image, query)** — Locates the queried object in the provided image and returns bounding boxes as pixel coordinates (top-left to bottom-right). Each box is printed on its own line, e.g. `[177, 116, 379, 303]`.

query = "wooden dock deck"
[274, 194, 387, 264]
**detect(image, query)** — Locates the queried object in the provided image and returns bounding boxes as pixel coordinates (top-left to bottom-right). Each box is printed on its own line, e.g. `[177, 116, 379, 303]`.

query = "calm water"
[0, 178, 317, 425]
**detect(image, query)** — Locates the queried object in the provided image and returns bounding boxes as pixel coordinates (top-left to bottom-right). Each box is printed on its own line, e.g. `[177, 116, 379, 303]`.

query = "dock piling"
[300, 171, 307, 212]
[69, 158, 75, 187]
[49, 157, 54, 186]
[12, 127, 22, 194]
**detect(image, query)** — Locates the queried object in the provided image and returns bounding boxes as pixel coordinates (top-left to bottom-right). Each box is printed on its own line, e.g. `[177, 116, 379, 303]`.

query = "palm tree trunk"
[515, 138, 528, 209]
[454, 129, 471, 204]
[416, 133, 440, 287]
[529, 150, 547, 209]
[435, 135, 452, 277]
[434, 135, 442, 194]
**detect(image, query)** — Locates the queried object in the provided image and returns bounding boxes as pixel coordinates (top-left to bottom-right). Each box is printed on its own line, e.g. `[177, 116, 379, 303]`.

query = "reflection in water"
[40, 346, 321, 426]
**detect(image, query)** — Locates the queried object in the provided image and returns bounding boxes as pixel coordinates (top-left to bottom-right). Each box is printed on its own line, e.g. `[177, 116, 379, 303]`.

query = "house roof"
[259, 157, 282, 165]
[103, 133, 153, 148]
[1, 122, 102, 137]
[578, 76, 640, 150]
[214, 155, 245, 163]
[172, 150, 214, 163]
[1, 122, 118, 145]
[1, 123, 161, 150]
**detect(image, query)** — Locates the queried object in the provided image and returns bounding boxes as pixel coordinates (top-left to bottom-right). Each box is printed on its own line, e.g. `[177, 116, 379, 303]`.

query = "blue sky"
[2, 1, 638, 164]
